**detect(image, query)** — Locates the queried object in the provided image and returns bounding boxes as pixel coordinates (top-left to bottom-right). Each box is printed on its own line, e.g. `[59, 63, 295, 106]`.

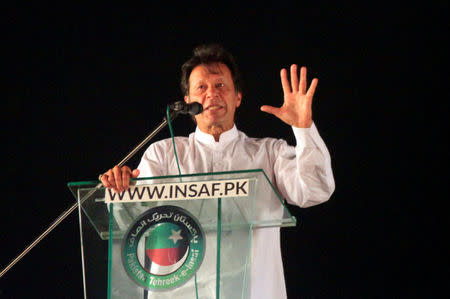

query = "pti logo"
[122, 205, 204, 291]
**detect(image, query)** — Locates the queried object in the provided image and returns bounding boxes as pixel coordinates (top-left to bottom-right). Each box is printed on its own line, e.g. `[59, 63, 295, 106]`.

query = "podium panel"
[68, 169, 296, 299]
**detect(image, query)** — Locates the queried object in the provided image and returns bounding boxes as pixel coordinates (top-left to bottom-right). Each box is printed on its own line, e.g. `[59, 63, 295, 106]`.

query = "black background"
[1, 2, 447, 298]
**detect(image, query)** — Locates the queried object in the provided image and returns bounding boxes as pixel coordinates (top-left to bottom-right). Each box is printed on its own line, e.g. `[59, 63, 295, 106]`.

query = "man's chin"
[196, 114, 226, 126]
[203, 107, 226, 117]
[197, 119, 233, 132]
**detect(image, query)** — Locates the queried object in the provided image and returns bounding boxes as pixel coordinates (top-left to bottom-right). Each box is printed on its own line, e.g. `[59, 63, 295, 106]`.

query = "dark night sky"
[1, 2, 447, 298]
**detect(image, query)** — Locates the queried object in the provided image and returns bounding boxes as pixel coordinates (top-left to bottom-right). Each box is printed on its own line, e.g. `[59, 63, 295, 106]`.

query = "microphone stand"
[0, 111, 179, 278]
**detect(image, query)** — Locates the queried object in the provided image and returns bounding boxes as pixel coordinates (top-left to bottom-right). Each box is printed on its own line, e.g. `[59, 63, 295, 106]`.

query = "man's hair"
[180, 44, 242, 96]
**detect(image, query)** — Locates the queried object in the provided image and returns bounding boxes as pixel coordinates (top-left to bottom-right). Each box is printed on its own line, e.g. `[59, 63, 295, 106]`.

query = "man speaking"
[100, 44, 335, 298]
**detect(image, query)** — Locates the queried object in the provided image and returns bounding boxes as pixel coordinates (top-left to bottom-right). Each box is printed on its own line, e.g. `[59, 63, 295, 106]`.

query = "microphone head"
[169, 101, 203, 116]
[187, 102, 203, 116]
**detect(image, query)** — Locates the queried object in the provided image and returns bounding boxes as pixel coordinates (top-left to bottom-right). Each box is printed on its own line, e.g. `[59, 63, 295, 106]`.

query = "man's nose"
[205, 85, 218, 98]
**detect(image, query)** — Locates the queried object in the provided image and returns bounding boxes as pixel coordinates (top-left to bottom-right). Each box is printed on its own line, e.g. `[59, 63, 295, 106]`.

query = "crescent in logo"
[141, 222, 190, 276]
[122, 205, 205, 291]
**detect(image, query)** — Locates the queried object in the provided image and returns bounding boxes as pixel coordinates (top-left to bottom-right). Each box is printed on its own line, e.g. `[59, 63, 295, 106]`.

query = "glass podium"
[68, 169, 297, 299]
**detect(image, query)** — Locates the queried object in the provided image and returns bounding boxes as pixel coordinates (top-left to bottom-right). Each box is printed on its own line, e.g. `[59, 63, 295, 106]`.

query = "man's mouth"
[205, 105, 223, 111]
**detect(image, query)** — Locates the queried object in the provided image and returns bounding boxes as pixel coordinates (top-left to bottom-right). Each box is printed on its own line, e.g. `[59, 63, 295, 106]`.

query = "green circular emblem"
[122, 205, 205, 291]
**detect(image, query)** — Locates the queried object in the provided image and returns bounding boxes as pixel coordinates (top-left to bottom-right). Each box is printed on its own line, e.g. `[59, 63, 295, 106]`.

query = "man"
[100, 44, 335, 298]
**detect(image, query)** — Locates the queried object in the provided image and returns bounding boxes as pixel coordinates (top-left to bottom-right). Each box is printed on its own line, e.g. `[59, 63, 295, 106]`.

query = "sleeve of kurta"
[273, 122, 335, 207]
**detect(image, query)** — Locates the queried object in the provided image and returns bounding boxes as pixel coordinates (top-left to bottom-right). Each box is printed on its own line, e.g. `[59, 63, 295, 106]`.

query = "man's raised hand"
[261, 64, 318, 128]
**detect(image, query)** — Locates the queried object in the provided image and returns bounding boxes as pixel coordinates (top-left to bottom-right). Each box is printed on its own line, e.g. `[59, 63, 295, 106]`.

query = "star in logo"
[168, 229, 183, 244]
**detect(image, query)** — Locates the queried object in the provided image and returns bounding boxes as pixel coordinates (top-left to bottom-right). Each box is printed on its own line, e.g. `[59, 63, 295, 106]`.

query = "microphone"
[169, 101, 203, 116]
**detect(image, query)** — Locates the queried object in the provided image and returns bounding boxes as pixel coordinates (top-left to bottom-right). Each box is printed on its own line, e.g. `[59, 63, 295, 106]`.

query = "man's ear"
[236, 92, 242, 107]
[184, 96, 189, 103]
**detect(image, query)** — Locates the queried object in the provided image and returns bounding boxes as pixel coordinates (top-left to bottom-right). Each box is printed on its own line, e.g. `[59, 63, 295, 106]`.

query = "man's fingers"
[100, 174, 111, 188]
[112, 166, 124, 192]
[104, 169, 119, 192]
[131, 169, 140, 178]
[306, 78, 318, 99]
[260, 105, 280, 117]
[121, 166, 133, 189]
[299, 66, 307, 94]
[122, 171, 131, 189]
[105, 170, 114, 185]
[100, 166, 137, 193]
[280, 68, 291, 94]
[290, 64, 299, 92]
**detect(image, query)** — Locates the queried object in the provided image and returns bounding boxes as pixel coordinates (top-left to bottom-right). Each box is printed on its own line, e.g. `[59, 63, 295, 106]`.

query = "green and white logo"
[122, 205, 205, 291]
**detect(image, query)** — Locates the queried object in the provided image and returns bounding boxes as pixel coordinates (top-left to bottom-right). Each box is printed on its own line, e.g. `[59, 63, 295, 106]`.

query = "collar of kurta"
[194, 124, 239, 147]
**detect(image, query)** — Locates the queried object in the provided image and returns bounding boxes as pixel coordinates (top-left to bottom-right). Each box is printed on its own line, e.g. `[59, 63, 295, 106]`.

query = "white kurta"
[137, 123, 335, 299]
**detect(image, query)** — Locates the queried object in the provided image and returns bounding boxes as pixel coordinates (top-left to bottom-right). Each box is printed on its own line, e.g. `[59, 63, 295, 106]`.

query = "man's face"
[186, 63, 242, 132]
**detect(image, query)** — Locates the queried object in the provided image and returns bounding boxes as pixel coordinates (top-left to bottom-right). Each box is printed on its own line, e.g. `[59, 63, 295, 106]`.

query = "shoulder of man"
[239, 131, 289, 150]
[150, 136, 189, 148]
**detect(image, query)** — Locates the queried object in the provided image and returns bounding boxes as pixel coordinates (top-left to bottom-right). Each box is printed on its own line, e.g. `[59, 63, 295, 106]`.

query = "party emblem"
[122, 205, 205, 291]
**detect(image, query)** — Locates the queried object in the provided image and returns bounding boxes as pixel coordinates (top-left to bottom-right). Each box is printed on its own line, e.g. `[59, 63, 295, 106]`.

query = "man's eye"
[216, 83, 224, 88]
